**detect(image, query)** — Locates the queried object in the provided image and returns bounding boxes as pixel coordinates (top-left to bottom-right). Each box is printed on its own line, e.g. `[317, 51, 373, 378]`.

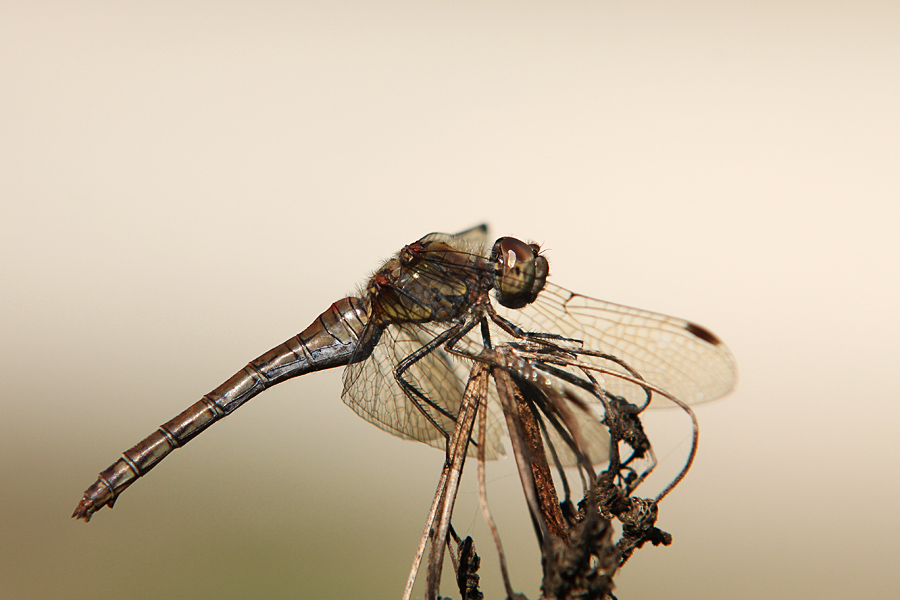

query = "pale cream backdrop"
[2, 2, 897, 599]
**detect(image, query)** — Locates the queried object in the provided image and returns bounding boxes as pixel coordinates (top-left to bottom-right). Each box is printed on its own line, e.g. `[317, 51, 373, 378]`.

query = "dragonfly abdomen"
[72, 297, 369, 522]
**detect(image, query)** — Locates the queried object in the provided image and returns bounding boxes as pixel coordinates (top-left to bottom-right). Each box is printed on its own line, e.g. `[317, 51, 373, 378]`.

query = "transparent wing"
[537, 394, 611, 467]
[494, 282, 737, 407]
[419, 223, 489, 255]
[341, 321, 504, 457]
[341, 227, 732, 465]
[342, 323, 460, 448]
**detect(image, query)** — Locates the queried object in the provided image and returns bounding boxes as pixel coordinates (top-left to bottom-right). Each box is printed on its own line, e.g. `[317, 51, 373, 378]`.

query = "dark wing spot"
[684, 321, 721, 346]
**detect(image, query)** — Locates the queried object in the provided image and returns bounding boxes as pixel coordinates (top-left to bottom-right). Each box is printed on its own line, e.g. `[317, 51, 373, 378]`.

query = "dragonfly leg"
[393, 319, 479, 438]
[487, 306, 584, 346]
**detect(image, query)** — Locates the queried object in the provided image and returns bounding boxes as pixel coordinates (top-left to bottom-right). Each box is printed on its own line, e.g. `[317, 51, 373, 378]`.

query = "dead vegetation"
[403, 343, 698, 600]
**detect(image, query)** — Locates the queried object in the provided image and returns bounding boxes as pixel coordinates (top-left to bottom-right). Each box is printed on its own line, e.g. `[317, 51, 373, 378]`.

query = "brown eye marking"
[684, 321, 722, 346]
[498, 237, 532, 267]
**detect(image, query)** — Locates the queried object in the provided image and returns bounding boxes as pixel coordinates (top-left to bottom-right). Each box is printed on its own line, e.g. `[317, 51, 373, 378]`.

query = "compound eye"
[493, 237, 548, 309]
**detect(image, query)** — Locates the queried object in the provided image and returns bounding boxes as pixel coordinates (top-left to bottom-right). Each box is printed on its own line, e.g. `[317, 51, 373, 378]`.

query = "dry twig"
[406, 343, 697, 600]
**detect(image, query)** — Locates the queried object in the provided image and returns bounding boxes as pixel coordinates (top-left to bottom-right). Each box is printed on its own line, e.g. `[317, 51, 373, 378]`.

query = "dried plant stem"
[404, 346, 698, 600]
[510, 381, 568, 539]
[476, 383, 516, 599]
[653, 394, 698, 504]
[402, 463, 450, 600]
[493, 367, 552, 544]
[402, 361, 489, 600]
[425, 361, 489, 598]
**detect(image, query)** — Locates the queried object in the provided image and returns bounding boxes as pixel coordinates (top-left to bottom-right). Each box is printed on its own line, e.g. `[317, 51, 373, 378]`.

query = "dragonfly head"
[492, 237, 549, 309]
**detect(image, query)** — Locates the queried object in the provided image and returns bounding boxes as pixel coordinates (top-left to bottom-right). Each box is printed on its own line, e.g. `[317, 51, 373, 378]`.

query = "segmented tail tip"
[72, 498, 95, 522]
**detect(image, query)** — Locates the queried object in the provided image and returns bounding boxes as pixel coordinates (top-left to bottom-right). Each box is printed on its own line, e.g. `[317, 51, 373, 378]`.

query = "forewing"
[495, 282, 737, 406]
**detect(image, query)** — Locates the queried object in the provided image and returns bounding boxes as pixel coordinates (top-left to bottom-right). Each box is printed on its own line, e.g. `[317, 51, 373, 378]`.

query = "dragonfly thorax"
[366, 240, 492, 325]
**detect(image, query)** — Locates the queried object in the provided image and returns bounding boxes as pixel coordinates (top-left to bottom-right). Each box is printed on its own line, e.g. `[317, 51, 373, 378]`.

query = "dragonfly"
[73, 224, 736, 522]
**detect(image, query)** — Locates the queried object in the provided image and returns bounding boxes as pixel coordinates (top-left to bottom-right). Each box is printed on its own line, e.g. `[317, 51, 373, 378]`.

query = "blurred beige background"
[2, 1, 898, 599]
